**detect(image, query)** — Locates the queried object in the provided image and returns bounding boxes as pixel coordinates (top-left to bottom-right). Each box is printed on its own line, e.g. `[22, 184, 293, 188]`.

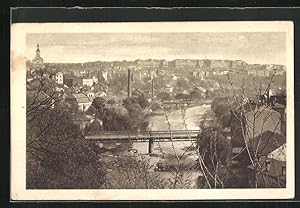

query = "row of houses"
[133, 59, 248, 69]
[130, 59, 286, 78]
[27, 44, 108, 114]
[222, 93, 287, 188]
[189, 65, 286, 78]
[246, 64, 286, 76]
[190, 69, 230, 78]
[134, 59, 168, 68]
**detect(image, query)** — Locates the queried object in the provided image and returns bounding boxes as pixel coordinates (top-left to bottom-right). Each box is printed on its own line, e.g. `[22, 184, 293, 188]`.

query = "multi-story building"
[55, 72, 64, 84]
[254, 64, 285, 76]
[170, 59, 198, 68]
[212, 69, 230, 75]
[247, 70, 257, 76]
[161, 60, 169, 67]
[246, 64, 270, 76]
[191, 71, 198, 77]
[72, 93, 92, 112]
[134, 59, 162, 68]
[198, 59, 211, 68]
[83, 78, 94, 87]
[256, 69, 270, 77]
[268, 65, 286, 76]
[231, 60, 247, 70]
[210, 60, 232, 69]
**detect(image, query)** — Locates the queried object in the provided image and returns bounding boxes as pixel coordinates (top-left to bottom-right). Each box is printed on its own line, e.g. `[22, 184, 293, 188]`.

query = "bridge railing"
[84, 129, 201, 136]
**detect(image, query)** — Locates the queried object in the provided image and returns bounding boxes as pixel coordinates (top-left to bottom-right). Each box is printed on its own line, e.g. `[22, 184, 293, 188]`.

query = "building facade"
[82, 78, 94, 87]
[161, 60, 169, 67]
[134, 59, 162, 68]
[171, 59, 198, 68]
[198, 59, 211, 68]
[72, 93, 92, 112]
[55, 72, 64, 84]
[210, 60, 232, 69]
[231, 60, 247, 70]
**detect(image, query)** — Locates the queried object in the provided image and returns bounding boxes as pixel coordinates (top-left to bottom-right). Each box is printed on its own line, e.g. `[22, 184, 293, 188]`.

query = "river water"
[100, 104, 212, 188]
[132, 104, 211, 155]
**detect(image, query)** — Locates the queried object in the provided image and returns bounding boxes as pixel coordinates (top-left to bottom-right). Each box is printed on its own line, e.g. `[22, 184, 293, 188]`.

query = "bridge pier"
[148, 138, 154, 155]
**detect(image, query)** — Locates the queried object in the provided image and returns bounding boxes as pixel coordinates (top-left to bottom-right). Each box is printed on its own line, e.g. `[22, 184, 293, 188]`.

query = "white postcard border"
[11, 21, 294, 200]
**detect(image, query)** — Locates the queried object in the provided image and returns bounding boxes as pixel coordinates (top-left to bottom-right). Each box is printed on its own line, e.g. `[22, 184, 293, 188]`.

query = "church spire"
[36, 43, 40, 53]
[32, 43, 44, 69]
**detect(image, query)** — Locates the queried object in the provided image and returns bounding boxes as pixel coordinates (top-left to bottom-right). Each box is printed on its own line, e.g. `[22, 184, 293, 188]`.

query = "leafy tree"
[85, 118, 103, 133]
[107, 99, 116, 106]
[122, 96, 148, 130]
[174, 93, 190, 100]
[92, 97, 106, 112]
[109, 73, 128, 92]
[137, 94, 149, 109]
[85, 105, 97, 116]
[27, 85, 105, 188]
[89, 96, 148, 131]
[156, 92, 173, 101]
[211, 97, 229, 117]
[175, 77, 189, 91]
[189, 88, 204, 100]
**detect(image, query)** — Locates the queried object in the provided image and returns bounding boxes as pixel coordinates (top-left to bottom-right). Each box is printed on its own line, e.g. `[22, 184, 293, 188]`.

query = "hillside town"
[26, 44, 287, 189]
[27, 44, 286, 107]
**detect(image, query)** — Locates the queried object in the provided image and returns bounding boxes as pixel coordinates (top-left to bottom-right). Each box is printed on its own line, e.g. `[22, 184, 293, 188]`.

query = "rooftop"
[244, 105, 283, 140]
[251, 130, 286, 157]
[72, 93, 91, 103]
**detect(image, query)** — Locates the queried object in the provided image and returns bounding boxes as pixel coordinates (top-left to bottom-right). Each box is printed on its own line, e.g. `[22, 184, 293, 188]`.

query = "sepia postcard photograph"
[11, 21, 294, 200]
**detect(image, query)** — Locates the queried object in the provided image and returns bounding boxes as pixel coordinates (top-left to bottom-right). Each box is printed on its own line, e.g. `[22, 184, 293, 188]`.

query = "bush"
[156, 92, 173, 101]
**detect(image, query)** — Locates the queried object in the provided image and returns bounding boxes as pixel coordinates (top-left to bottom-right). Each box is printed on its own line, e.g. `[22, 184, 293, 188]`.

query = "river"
[132, 104, 212, 155]
[100, 103, 212, 188]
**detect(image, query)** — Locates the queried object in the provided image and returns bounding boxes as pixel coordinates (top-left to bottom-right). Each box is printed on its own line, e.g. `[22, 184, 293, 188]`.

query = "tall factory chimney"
[127, 69, 132, 97]
[151, 71, 154, 98]
[97, 70, 101, 82]
[151, 79, 154, 98]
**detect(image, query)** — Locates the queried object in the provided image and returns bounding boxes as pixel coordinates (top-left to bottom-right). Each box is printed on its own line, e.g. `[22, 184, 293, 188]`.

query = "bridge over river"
[85, 130, 201, 153]
[162, 99, 211, 109]
[85, 130, 200, 142]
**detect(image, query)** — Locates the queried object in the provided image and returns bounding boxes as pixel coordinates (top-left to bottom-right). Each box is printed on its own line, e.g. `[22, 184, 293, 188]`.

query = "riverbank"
[97, 103, 212, 188]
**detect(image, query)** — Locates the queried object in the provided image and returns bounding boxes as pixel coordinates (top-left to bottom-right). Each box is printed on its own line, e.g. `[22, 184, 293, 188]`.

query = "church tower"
[32, 43, 44, 70]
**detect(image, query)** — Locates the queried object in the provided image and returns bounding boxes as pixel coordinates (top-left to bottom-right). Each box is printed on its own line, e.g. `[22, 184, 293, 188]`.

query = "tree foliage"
[89, 95, 149, 131]
[27, 77, 105, 188]
[189, 88, 204, 100]
[175, 77, 189, 91]
[156, 92, 173, 101]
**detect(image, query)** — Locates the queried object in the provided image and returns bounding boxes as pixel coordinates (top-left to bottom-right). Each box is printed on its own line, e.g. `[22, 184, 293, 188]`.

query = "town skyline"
[26, 32, 286, 65]
[27, 57, 286, 67]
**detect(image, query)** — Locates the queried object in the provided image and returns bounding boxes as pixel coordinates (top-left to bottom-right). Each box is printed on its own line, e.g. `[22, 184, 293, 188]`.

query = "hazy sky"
[26, 32, 286, 65]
